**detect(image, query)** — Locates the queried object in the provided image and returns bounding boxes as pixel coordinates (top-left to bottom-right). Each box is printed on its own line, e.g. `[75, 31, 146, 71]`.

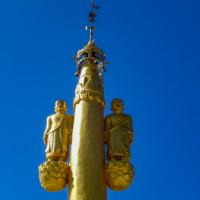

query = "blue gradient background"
[0, 0, 199, 199]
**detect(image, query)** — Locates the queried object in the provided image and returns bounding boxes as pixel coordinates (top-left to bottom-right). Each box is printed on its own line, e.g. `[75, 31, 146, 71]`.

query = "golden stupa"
[39, 1, 135, 199]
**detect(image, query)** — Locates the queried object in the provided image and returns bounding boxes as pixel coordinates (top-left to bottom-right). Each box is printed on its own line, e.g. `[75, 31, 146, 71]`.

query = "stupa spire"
[74, 1, 107, 77]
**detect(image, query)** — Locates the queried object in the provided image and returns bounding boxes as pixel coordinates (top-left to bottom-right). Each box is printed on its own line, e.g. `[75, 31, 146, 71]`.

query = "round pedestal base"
[105, 160, 134, 190]
[39, 161, 68, 192]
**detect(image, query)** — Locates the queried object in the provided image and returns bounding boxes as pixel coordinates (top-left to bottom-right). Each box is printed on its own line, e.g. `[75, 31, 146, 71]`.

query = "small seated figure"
[105, 99, 133, 162]
[43, 100, 73, 161]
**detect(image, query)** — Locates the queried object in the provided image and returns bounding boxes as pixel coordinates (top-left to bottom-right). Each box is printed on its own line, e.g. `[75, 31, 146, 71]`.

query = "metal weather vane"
[38, 1, 135, 199]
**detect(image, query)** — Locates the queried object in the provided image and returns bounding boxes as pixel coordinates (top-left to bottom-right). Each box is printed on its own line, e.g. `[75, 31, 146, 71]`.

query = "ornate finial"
[86, 0, 100, 40]
[74, 1, 108, 77]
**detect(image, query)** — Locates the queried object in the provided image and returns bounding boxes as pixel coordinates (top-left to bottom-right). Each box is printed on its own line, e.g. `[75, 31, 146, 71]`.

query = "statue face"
[111, 100, 123, 114]
[54, 100, 67, 114]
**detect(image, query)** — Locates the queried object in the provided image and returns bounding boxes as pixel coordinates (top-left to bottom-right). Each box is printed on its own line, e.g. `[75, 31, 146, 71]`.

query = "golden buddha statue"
[43, 100, 73, 161]
[105, 98, 133, 161]
[39, 100, 73, 192]
[104, 99, 134, 190]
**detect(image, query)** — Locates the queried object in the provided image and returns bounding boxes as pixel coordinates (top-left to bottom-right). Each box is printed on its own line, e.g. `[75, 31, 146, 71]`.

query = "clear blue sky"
[0, 0, 199, 199]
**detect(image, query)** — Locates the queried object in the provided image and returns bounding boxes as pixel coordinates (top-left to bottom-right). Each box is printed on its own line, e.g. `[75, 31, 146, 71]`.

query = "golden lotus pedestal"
[39, 161, 69, 192]
[105, 160, 134, 191]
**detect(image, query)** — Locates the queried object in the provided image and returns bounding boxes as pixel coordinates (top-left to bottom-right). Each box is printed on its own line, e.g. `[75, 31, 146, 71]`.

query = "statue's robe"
[105, 113, 133, 160]
[44, 114, 73, 159]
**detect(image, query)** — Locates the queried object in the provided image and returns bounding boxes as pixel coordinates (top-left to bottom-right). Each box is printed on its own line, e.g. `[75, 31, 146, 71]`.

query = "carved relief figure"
[43, 100, 73, 161]
[105, 99, 133, 161]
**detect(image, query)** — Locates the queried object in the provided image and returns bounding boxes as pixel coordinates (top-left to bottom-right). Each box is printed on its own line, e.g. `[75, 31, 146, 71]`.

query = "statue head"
[111, 98, 124, 114]
[54, 100, 67, 114]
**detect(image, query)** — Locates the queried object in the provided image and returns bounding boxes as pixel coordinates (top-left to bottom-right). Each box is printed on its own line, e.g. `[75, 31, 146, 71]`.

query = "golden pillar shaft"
[68, 64, 106, 200]
[69, 101, 106, 200]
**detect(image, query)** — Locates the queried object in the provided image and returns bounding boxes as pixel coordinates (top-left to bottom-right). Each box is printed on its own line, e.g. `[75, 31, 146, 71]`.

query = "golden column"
[38, 1, 134, 199]
[69, 38, 106, 200]
[68, 3, 107, 197]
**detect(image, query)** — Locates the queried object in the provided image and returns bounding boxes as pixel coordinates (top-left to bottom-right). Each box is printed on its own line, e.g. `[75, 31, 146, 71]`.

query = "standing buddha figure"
[39, 100, 73, 192]
[104, 98, 134, 190]
[44, 100, 73, 161]
[105, 98, 133, 161]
